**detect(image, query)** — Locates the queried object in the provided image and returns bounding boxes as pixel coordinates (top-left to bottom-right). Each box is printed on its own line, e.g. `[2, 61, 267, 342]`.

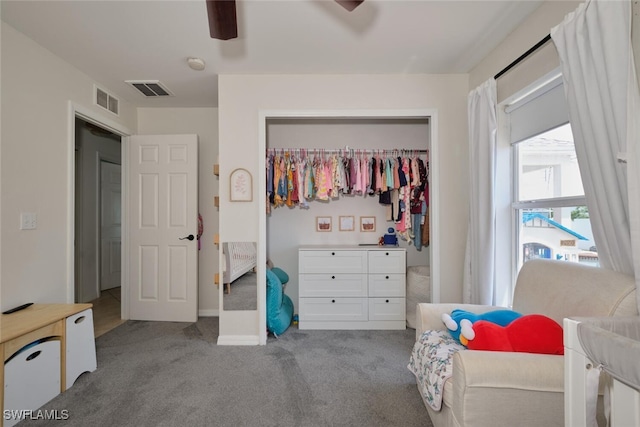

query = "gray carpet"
[18, 318, 432, 427]
[223, 271, 257, 311]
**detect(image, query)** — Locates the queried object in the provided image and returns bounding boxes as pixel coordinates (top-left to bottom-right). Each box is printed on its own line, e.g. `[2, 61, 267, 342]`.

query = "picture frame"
[316, 216, 332, 232]
[360, 216, 376, 232]
[230, 168, 252, 202]
[339, 215, 355, 231]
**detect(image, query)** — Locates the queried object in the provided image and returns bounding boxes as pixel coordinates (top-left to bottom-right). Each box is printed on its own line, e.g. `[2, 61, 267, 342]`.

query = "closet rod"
[268, 148, 429, 154]
[494, 34, 551, 80]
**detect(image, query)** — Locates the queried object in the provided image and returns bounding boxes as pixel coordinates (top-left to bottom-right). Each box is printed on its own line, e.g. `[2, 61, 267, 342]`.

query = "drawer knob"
[386, 299, 390, 303]
[331, 252, 335, 256]
[75, 315, 86, 324]
[332, 299, 336, 303]
[331, 275, 335, 279]
[385, 252, 389, 256]
[385, 276, 389, 279]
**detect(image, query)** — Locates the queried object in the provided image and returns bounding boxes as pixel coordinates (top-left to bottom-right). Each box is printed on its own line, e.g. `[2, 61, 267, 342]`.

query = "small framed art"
[360, 216, 376, 232]
[316, 216, 332, 232]
[339, 216, 355, 231]
[230, 168, 252, 202]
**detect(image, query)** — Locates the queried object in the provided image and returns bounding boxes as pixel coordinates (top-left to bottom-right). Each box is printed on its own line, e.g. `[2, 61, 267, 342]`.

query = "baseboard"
[216, 334, 260, 346]
[198, 309, 219, 317]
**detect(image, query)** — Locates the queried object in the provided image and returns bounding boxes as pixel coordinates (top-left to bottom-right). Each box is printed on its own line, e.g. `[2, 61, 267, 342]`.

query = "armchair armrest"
[453, 350, 564, 391]
[416, 303, 507, 339]
[451, 350, 564, 426]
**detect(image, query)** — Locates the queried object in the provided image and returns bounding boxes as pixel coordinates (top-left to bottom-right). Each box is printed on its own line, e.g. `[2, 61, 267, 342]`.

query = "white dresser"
[298, 246, 406, 330]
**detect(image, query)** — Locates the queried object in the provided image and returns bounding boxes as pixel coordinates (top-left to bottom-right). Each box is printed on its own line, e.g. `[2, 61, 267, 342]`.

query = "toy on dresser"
[381, 227, 398, 246]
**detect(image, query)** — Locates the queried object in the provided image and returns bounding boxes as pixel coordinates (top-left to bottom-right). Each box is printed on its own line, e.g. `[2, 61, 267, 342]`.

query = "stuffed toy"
[466, 314, 564, 355]
[442, 309, 522, 345]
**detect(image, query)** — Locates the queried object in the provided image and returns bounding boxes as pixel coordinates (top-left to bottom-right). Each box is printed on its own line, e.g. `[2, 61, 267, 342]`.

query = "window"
[513, 122, 598, 270]
[502, 72, 599, 286]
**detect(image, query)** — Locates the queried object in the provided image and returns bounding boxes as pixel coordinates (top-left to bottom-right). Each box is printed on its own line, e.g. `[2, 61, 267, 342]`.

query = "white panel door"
[100, 161, 121, 291]
[128, 134, 198, 322]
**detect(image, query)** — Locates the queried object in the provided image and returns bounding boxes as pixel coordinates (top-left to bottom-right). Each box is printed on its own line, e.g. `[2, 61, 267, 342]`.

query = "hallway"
[90, 287, 125, 337]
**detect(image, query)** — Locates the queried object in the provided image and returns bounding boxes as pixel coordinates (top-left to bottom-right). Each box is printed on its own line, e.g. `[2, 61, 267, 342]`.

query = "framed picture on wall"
[339, 216, 355, 231]
[230, 168, 252, 202]
[316, 216, 332, 232]
[360, 216, 376, 232]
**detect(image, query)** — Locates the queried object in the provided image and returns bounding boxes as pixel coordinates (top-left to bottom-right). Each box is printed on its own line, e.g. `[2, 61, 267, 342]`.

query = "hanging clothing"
[264, 151, 431, 240]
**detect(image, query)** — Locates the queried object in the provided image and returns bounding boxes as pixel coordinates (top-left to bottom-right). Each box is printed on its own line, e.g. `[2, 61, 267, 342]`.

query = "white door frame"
[68, 102, 132, 319]
[255, 108, 440, 344]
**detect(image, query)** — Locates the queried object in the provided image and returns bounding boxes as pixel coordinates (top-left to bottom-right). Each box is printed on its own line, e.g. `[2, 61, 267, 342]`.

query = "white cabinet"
[4, 340, 61, 427]
[299, 246, 406, 330]
[65, 308, 97, 390]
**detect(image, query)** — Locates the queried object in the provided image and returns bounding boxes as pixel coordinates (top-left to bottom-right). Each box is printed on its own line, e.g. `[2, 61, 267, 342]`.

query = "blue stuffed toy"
[442, 309, 522, 346]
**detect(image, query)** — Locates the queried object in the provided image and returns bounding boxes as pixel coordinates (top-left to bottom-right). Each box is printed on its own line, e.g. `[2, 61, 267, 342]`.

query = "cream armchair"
[414, 259, 638, 427]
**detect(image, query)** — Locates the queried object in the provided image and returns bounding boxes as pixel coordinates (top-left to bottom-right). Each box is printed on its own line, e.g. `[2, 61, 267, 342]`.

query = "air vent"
[94, 85, 119, 115]
[125, 80, 174, 97]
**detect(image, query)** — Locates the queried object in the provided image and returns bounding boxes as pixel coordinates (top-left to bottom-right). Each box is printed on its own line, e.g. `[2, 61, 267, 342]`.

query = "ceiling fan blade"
[335, 0, 365, 12]
[206, 0, 238, 40]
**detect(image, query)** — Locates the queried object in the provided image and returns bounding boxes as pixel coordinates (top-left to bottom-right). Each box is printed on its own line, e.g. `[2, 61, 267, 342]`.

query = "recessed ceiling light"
[187, 57, 206, 71]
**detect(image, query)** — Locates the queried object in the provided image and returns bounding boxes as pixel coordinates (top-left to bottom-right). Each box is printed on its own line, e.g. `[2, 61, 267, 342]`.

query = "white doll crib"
[564, 317, 640, 427]
[222, 242, 257, 294]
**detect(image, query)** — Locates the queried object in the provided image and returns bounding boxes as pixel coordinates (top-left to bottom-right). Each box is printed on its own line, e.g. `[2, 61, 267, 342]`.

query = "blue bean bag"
[266, 268, 294, 336]
[270, 267, 289, 286]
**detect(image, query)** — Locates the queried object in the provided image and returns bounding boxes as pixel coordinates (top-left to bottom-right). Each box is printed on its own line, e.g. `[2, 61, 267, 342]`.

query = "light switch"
[20, 212, 37, 230]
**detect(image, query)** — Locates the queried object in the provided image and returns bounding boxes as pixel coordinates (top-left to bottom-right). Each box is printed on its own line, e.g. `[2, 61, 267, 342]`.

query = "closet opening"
[260, 113, 438, 334]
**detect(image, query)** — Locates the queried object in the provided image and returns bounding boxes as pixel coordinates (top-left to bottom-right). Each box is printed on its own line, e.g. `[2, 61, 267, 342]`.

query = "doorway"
[74, 117, 124, 336]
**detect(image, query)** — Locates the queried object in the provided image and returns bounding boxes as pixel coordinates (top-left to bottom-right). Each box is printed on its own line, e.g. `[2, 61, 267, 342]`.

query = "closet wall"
[266, 118, 430, 305]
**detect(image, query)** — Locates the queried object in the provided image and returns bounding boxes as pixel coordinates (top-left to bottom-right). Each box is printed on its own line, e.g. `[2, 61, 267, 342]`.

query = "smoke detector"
[187, 57, 206, 71]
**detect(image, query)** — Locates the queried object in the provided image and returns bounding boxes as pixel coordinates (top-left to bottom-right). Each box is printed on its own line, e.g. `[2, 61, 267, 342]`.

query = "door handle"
[179, 234, 195, 241]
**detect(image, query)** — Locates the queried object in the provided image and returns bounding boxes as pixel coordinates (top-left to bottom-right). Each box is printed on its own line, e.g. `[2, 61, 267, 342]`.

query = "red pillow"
[466, 314, 564, 355]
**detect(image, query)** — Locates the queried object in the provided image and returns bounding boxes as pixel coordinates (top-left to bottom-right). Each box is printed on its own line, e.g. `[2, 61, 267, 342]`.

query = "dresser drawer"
[368, 298, 405, 321]
[299, 250, 367, 274]
[368, 250, 406, 274]
[299, 298, 368, 322]
[299, 274, 367, 297]
[368, 274, 406, 297]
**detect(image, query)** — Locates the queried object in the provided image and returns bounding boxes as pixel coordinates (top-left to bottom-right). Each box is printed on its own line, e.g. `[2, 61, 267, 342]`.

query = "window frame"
[496, 68, 589, 305]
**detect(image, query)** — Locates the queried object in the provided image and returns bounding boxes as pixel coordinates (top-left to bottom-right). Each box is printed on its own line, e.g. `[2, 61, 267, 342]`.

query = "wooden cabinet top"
[0, 303, 92, 344]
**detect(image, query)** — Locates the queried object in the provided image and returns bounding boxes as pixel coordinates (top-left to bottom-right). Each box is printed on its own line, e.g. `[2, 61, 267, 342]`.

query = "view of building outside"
[516, 123, 599, 267]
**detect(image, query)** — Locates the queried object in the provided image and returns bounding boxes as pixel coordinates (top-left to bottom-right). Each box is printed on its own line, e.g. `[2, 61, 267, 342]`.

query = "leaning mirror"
[222, 241, 257, 311]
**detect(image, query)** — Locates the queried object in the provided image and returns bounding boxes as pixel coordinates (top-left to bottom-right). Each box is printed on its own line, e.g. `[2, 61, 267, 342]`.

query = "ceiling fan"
[205, 0, 365, 40]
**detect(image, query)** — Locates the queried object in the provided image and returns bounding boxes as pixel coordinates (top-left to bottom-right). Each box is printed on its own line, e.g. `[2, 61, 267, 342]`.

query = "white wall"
[469, 1, 581, 100]
[218, 74, 469, 340]
[137, 107, 219, 315]
[0, 23, 136, 310]
[1, 7, 4, 306]
[266, 118, 430, 305]
[635, 2, 640, 84]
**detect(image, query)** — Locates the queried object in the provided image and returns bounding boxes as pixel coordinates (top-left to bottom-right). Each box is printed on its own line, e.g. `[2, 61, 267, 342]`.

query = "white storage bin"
[65, 308, 97, 389]
[4, 339, 61, 427]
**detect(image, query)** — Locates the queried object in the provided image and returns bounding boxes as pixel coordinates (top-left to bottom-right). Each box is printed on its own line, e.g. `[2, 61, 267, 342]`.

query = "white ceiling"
[1, 0, 543, 108]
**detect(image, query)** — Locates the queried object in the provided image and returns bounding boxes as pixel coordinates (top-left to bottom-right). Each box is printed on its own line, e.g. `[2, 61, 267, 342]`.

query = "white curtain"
[551, 0, 638, 281]
[463, 78, 497, 305]
[624, 24, 640, 314]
